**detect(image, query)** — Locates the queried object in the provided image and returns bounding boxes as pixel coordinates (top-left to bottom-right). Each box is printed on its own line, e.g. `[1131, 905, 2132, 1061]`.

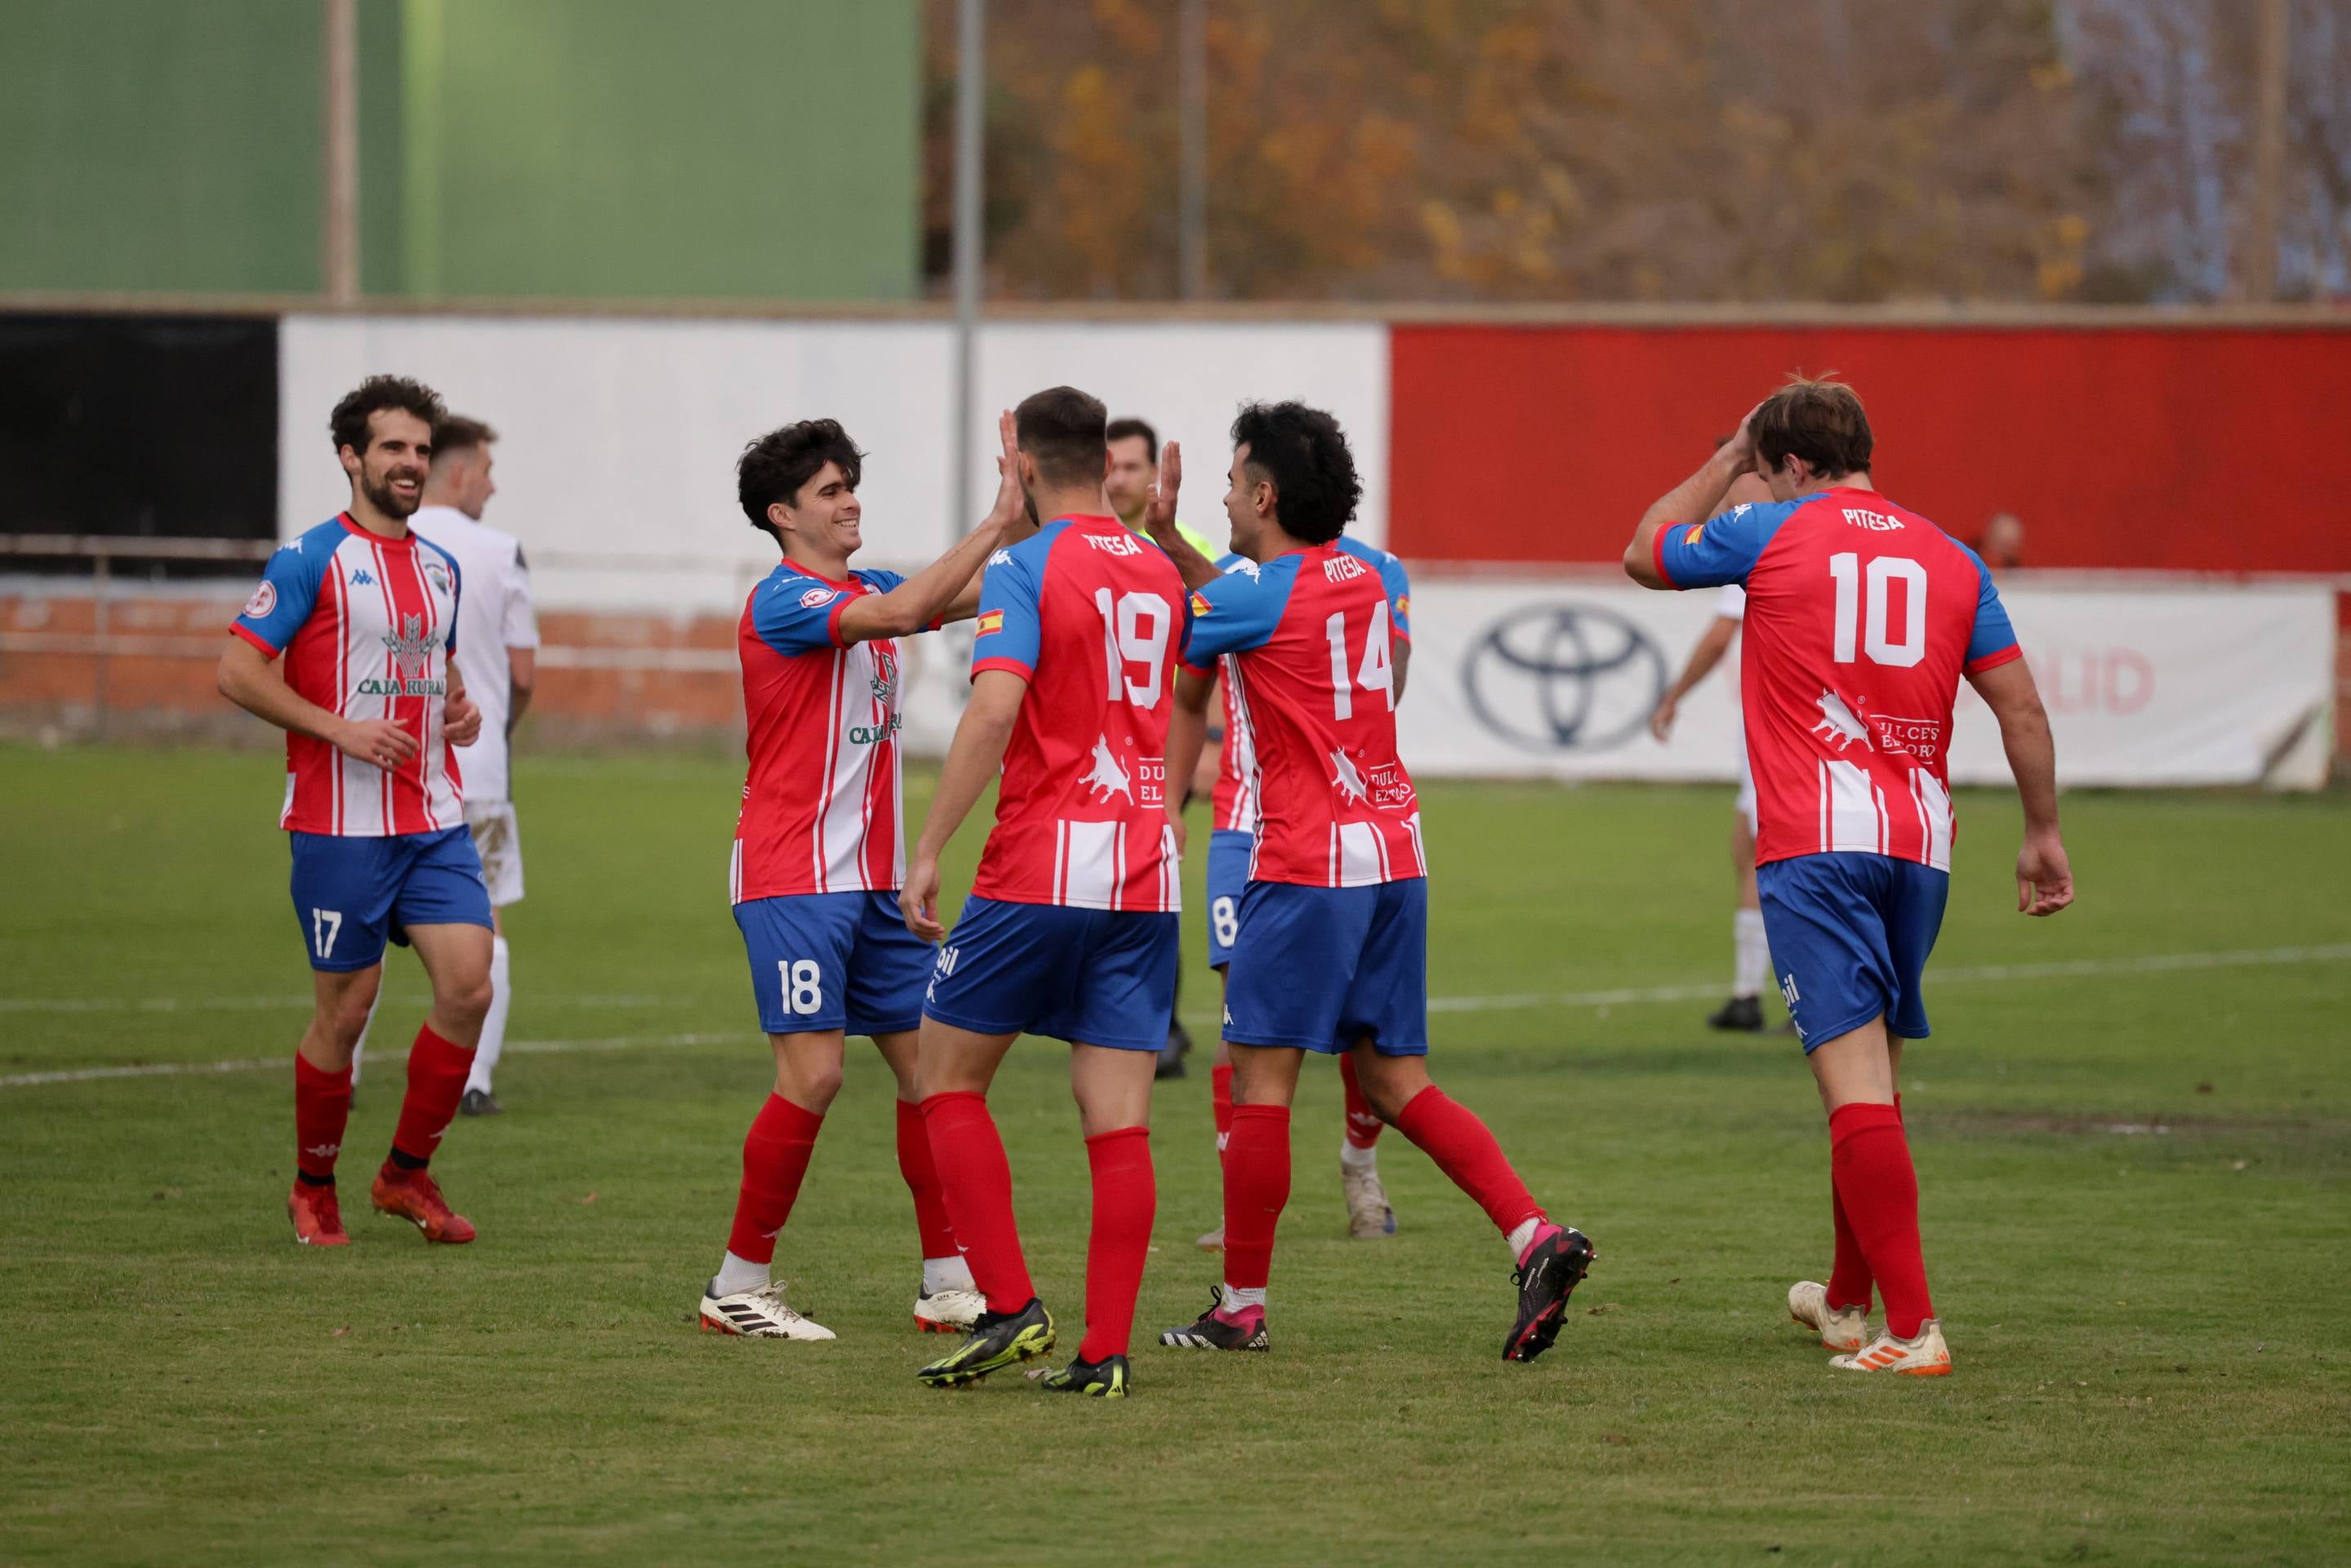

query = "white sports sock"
[714, 1250, 770, 1297]
[1504, 1217, 1544, 1262]
[1219, 1283, 1267, 1312]
[467, 935, 511, 1094]
[1338, 1139, 1378, 1172]
[922, 1254, 976, 1295]
[1733, 907, 1769, 1000]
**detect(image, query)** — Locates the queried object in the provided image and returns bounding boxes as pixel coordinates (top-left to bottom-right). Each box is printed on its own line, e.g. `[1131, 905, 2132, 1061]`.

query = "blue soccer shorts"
[735, 890, 935, 1038]
[1204, 829, 1253, 969]
[921, 897, 1178, 1053]
[1222, 877, 1429, 1056]
[288, 826, 492, 973]
[1757, 852, 1951, 1052]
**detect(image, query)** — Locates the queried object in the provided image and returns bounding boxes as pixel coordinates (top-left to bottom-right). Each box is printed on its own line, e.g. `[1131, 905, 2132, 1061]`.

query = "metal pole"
[2246, 0, 2287, 303]
[1178, 0, 1209, 299]
[951, 0, 987, 537]
[322, 0, 360, 306]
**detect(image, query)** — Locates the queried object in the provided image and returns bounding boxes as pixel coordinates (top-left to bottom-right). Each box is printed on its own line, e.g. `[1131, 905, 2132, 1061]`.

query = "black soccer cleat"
[1040, 1352, 1129, 1397]
[1706, 995, 1765, 1032]
[460, 1088, 503, 1116]
[1158, 1288, 1270, 1352]
[916, 1296, 1056, 1388]
[1503, 1226, 1595, 1363]
[1155, 1018, 1194, 1080]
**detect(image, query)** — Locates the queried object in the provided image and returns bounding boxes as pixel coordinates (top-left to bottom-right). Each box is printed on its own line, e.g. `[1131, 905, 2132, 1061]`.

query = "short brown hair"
[431, 414, 497, 460]
[1015, 385, 1109, 487]
[329, 375, 445, 457]
[1752, 376, 1872, 479]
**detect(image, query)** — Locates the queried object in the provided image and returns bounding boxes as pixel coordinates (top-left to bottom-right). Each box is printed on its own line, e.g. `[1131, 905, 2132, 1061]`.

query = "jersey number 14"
[1325, 600, 1395, 719]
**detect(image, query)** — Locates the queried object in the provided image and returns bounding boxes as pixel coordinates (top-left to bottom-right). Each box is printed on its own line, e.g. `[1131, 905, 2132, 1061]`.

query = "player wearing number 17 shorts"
[1147, 402, 1595, 1363]
[902, 386, 1188, 1399]
[695, 414, 1027, 1343]
[1627, 377, 2074, 1375]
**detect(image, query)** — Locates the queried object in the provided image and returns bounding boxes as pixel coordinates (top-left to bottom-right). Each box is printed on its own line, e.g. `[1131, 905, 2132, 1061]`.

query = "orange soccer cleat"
[287, 1183, 352, 1246]
[371, 1168, 477, 1245]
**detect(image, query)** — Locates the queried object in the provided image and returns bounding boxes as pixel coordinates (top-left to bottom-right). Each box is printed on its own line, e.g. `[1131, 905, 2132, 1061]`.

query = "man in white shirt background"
[355, 415, 540, 1113]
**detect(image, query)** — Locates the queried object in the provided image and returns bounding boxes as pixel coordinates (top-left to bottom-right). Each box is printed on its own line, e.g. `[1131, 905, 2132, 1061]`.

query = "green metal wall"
[4, 0, 921, 301]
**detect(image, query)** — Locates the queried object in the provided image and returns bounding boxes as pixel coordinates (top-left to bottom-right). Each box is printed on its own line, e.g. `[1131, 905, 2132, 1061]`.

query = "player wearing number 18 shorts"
[1627, 377, 2073, 1375]
[695, 414, 1027, 1342]
[1147, 402, 1595, 1364]
[902, 386, 1188, 1399]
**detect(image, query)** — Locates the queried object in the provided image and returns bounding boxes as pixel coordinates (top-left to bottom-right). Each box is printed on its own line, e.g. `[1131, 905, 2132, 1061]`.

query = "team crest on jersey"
[799, 586, 839, 609]
[975, 609, 1004, 637]
[423, 561, 452, 595]
[242, 581, 277, 619]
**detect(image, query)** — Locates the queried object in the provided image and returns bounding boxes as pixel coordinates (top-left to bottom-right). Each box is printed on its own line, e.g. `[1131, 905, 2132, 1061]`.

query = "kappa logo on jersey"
[799, 586, 838, 609]
[1811, 689, 1875, 751]
[243, 581, 277, 618]
[975, 608, 1005, 637]
[988, 548, 1013, 567]
[1225, 559, 1261, 580]
[350, 568, 376, 587]
[1081, 736, 1134, 804]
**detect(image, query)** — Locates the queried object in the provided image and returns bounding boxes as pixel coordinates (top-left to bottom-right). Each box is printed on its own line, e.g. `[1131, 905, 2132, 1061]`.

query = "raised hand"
[986, 408, 1026, 532]
[1142, 439, 1183, 540]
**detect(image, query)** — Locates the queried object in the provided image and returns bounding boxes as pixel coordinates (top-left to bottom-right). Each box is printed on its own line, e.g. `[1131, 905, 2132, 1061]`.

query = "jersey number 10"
[1827, 552, 1926, 669]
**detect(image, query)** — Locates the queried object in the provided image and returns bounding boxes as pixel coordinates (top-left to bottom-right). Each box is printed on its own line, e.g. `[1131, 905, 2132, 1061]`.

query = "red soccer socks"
[1080, 1127, 1155, 1361]
[1338, 1053, 1384, 1151]
[387, 1022, 473, 1169]
[1828, 1101, 1934, 1338]
[1221, 1103, 1293, 1291]
[1394, 1086, 1544, 1239]
[922, 1091, 1036, 1314]
[1828, 1180, 1875, 1313]
[894, 1097, 959, 1261]
[725, 1094, 826, 1266]
[1209, 1063, 1235, 1162]
[294, 1054, 354, 1185]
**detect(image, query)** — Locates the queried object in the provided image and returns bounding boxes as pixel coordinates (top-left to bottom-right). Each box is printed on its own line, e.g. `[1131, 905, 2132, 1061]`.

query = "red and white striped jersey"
[1206, 541, 1410, 836]
[731, 563, 910, 903]
[1654, 488, 2022, 871]
[231, 513, 466, 836]
[967, 515, 1187, 911]
[1182, 541, 1424, 888]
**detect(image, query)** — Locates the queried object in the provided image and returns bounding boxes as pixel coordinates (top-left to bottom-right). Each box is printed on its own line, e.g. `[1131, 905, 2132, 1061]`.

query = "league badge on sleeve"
[243, 582, 278, 618]
[799, 586, 838, 609]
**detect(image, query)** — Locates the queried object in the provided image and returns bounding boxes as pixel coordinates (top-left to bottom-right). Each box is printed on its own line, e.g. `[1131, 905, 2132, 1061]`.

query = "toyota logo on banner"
[1461, 602, 1668, 753]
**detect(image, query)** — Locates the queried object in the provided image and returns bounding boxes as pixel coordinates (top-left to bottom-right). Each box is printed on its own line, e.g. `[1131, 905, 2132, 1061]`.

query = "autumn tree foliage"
[924, 0, 2350, 305]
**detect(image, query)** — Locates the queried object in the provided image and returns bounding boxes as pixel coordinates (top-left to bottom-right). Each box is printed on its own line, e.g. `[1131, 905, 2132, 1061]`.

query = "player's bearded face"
[361, 445, 426, 518]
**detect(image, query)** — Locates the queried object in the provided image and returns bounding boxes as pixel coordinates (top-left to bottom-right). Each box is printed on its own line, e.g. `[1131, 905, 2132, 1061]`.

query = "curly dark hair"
[329, 375, 446, 457]
[1231, 401, 1361, 545]
[737, 419, 866, 541]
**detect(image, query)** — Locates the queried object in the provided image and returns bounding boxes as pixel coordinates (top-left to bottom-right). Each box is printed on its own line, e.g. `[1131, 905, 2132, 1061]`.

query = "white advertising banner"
[1394, 576, 2335, 791]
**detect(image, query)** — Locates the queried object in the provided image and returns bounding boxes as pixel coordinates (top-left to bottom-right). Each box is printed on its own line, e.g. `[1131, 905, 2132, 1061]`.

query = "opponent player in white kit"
[411, 416, 539, 1114]
[1650, 465, 1781, 1031]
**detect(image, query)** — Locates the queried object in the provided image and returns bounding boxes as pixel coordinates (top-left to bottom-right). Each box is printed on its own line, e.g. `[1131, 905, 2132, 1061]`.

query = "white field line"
[3, 943, 2344, 1092]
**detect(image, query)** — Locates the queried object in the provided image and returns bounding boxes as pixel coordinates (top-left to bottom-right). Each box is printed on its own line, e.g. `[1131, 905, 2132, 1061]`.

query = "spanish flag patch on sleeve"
[1188, 592, 1212, 617]
[975, 608, 1004, 636]
[1684, 525, 1706, 546]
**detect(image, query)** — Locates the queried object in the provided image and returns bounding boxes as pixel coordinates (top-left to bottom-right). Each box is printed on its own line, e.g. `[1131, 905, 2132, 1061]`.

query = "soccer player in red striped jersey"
[903, 386, 1187, 1398]
[697, 413, 1028, 1342]
[1185, 539, 1414, 1250]
[1626, 378, 2073, 1375]
[217, 376, 494, 1250]
[1147, 403, 1596, 1363]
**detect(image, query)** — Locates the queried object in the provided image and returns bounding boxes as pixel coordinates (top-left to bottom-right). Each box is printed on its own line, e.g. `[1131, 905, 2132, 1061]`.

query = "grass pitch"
[2, 743, 2346, 1566]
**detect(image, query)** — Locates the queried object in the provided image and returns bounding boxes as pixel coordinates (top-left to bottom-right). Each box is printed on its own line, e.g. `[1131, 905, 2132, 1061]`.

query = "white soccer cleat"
[1788, 1280, 1869, 1353]
[1342, 1160, 1397, 1239]
[1830, 1317, 1952, 1376]
[913, 1286, 986, 1334]
[697, 1278, 836, 1341]
[1196, 1224, 1225, 1251]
